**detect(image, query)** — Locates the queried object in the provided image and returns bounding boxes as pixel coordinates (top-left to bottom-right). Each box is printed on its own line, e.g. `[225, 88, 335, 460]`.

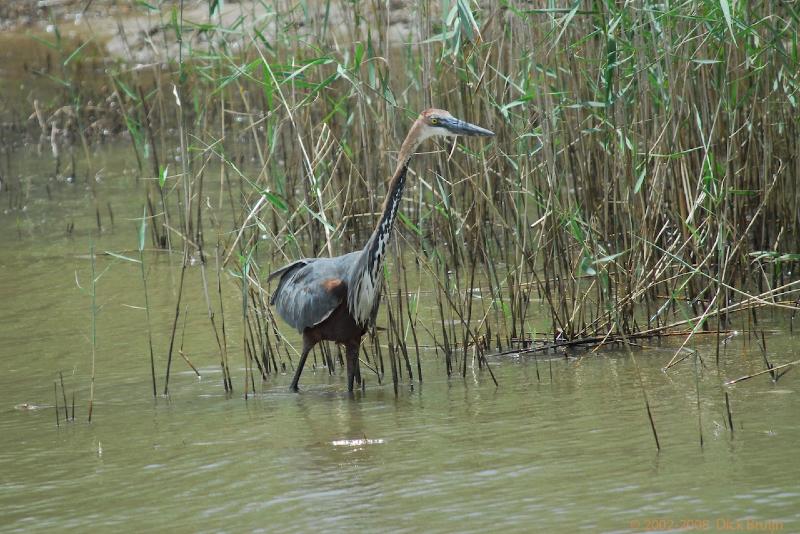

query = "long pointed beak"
[442, 117, 495, 137]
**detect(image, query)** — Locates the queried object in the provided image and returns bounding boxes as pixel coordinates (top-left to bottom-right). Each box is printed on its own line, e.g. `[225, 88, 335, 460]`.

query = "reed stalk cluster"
[3, 0, 798, 396]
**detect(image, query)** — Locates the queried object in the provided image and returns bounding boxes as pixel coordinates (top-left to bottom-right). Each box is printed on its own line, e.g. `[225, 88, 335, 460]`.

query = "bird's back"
[268, 252, 360, 332]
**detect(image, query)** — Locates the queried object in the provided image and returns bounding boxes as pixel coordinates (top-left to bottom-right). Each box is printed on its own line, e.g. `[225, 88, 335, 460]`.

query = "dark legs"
[345, 342, 362, 392]
[290, 336, 314, 392]
[291, 336, 362, 393]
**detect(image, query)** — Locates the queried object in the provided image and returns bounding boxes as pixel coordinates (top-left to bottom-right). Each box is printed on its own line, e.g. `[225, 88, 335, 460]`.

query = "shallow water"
[1, 144, 799, 532]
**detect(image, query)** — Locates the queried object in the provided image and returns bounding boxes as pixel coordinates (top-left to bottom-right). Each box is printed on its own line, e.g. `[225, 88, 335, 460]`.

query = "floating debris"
[331, 438, 385, 447]
[14, 403, 45, 411]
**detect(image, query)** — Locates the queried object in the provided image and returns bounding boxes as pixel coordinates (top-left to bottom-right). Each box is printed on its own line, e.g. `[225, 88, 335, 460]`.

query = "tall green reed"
[17, 0, 799, 394]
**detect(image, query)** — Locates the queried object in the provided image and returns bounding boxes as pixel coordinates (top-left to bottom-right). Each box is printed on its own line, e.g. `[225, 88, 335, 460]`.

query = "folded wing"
[268, 254, 356, 332]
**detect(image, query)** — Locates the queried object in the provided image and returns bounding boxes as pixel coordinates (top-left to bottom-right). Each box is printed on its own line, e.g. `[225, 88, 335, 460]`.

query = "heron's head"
[417, 108, 495, 141]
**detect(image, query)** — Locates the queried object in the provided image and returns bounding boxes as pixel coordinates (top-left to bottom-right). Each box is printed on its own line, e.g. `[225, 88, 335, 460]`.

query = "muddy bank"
[0, 0, 138, 30]
[1, 0, 420, 63]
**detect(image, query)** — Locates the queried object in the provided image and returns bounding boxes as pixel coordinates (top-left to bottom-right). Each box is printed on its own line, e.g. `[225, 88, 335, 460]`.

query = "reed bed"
[3, 0, 799, 398]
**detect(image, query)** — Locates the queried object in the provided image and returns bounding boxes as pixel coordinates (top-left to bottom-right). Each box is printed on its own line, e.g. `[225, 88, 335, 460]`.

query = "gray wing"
[268, 254, 357, 332]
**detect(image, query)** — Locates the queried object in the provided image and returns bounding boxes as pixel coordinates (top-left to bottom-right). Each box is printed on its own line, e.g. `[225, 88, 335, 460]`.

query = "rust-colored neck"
[347, 117, 428, 326]
[395, 118, 425, 173]
[371, 119, 424, 237]
[362, 118, 424, 274]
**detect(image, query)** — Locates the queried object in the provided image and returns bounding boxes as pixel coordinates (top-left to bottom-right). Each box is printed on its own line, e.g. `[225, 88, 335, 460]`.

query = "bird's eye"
[431, 118, 438, 125]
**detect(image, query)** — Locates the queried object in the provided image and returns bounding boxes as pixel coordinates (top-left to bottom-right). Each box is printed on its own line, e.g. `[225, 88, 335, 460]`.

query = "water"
[1, 142, 798, 532]
[3, 350, 799, 532]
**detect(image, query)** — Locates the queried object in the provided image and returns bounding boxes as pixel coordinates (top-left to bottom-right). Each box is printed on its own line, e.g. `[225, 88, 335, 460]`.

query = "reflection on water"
[1, 147, 799, 532]
[2, 350, 799, 531]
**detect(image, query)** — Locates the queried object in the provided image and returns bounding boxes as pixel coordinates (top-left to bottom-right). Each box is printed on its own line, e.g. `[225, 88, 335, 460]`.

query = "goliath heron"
[268, 108, 494, 392]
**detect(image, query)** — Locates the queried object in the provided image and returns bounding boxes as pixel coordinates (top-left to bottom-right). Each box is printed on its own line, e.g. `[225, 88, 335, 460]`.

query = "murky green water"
[2, 143, 799, 533]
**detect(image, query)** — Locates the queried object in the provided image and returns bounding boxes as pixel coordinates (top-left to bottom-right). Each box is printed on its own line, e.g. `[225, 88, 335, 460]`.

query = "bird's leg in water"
[290, 336, 314, 392]
[354, 346, 362, 386]
[346, 342, 361, 392]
